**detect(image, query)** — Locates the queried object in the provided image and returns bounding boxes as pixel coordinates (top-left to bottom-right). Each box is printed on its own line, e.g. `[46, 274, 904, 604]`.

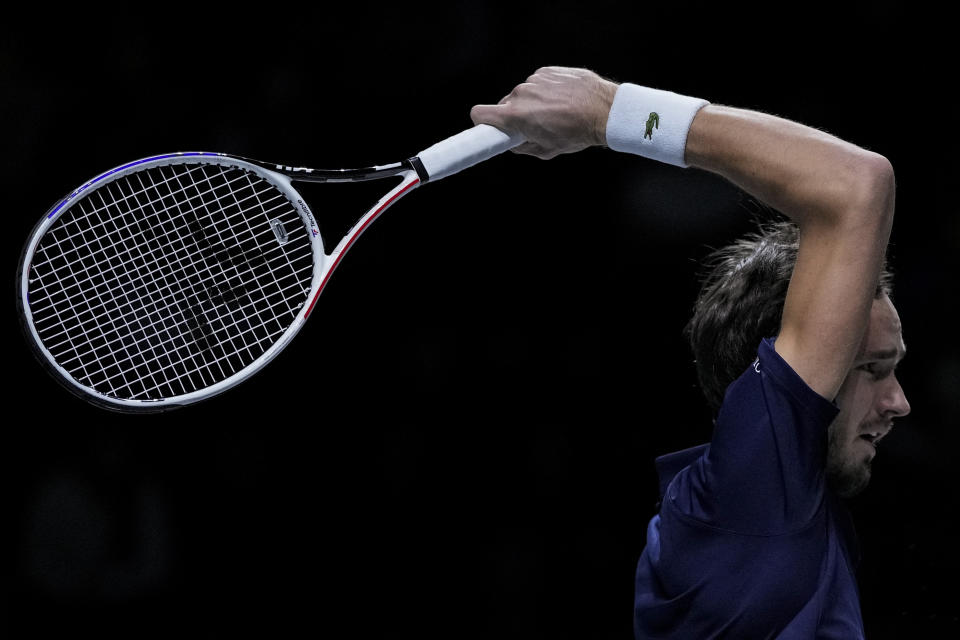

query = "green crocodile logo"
[645, 112, 660, 140]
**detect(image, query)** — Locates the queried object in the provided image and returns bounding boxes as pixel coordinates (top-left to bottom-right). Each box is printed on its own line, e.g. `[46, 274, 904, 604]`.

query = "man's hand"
[470, 67, 618, 159]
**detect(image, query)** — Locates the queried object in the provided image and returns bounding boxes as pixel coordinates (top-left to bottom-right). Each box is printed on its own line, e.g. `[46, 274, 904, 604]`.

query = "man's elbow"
[849, 152, 896, 227]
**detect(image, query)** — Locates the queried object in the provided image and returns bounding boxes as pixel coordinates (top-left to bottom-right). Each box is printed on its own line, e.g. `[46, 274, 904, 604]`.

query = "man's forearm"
[684, 104, 894, 231]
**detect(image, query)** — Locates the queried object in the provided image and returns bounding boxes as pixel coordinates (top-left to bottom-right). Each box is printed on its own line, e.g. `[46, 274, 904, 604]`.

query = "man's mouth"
[859, 425, 891, 448]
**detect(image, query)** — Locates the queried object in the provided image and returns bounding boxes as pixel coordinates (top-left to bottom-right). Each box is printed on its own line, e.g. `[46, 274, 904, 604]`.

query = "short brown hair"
[685, 219, 893, 414]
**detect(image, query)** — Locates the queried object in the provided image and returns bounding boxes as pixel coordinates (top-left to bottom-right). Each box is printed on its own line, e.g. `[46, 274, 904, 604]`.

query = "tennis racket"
[18, 124, 523, 412]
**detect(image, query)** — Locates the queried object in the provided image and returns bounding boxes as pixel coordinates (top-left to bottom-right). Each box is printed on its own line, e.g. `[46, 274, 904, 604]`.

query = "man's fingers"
[470, 103, 514, 131]
[471, 67, 611, 159]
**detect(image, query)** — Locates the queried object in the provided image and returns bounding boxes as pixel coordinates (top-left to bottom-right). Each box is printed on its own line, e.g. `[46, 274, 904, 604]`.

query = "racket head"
[19, 153, 326, 412]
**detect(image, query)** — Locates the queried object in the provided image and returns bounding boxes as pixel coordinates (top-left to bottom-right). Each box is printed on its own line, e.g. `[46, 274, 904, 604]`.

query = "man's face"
[827, 294, 911, 498]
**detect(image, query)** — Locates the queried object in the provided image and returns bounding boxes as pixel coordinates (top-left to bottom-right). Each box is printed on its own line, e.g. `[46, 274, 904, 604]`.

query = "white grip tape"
[416, 124, 525, 182]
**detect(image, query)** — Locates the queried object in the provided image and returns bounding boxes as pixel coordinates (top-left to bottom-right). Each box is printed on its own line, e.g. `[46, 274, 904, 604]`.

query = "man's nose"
[882, 374, 911, 418]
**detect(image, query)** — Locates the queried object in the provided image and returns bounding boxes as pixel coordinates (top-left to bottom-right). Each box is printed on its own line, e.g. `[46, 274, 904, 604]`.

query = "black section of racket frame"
[243, 155, 427, 183]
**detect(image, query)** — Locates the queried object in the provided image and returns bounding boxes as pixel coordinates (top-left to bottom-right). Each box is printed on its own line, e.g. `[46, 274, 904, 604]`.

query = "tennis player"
[472, 67, 910, 638]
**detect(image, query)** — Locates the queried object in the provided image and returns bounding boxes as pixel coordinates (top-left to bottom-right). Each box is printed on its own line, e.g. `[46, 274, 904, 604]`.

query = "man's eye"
[859, 363, 891, 379]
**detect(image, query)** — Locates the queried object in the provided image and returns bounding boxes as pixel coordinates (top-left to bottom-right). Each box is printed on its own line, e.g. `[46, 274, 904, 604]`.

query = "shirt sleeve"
[666, 337, 839, 535]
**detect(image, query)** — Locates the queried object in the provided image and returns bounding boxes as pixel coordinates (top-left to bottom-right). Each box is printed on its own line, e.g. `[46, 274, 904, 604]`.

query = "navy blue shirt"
[634, 338, 865, 639]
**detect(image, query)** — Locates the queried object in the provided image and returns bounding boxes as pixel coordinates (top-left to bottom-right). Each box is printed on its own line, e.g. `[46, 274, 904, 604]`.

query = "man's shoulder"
[719, 337, 839, 429]
[654, 443, 709, 502]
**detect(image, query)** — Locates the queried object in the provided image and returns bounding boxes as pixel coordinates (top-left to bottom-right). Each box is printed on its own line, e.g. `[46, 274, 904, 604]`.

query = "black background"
[4, 3, 958, 638]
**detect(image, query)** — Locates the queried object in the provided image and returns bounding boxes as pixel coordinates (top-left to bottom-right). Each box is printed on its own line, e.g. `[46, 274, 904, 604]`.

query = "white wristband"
[605, 83, 708, 167]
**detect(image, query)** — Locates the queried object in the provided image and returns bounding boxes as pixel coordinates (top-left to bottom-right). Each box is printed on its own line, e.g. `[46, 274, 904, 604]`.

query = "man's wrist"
[605, 83, 709, 167]
[593, 79, 620, 147]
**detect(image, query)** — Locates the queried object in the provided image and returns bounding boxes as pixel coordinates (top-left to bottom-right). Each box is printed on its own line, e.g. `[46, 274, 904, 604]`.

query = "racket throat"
[305, 173, 420, 319]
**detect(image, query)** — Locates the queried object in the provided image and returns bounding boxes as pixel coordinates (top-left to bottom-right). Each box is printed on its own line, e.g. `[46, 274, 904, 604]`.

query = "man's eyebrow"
[863, 347, 906, 361]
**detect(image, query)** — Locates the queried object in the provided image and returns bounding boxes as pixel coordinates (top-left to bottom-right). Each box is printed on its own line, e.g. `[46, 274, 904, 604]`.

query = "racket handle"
[414, 124, 525, 183]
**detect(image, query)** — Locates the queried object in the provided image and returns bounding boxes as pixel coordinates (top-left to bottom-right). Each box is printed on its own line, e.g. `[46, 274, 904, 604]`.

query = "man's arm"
[471, 67, 895, 400]
[684, 107, 894, 400]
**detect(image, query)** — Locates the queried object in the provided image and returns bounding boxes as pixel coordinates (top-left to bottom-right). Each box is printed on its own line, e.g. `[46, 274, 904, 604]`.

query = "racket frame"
[19, 152, 421, 412]
[18, 123, 522, 412]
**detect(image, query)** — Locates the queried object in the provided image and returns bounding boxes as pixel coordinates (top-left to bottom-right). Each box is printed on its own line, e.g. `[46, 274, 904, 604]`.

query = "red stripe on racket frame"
[303, 178, 420, 319]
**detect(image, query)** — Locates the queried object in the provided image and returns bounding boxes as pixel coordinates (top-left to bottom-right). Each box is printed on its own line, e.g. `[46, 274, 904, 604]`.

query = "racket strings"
[28, 161, 315, 401]
[34, 167, 240, 396]
[30, 166, 280, 313]
[33, 173, 298, 353]
[35, 164, 304, 396]
[88, 169, 297, 397]
[104, 168, 306, 395]
[34, 164, 227, 396]
[42, 174, 304, 390]
[33, 166, 232, 350]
